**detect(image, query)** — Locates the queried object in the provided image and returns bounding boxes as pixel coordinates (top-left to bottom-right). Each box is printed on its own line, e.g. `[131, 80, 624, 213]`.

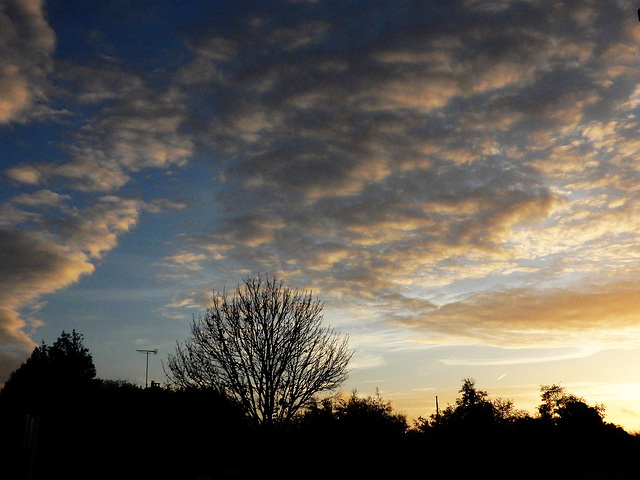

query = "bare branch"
[165, 273, 353, 426]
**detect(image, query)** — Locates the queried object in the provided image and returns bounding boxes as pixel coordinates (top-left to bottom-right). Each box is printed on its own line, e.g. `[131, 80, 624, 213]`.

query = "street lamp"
[136, 349, 157, 388]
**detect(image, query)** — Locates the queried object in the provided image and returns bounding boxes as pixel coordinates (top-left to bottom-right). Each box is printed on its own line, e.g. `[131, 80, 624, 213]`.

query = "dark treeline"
[2, 331, 639, 479]
[0, 331, 249, 480]
[410, 379, 638, 479]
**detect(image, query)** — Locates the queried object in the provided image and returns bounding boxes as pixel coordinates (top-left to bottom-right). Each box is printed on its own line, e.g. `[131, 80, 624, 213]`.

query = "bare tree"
[165, 274, 353, 427]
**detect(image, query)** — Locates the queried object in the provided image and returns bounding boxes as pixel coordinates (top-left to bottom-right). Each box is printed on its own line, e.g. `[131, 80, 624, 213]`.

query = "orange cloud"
[398, 281, 640, 349]
[0, 0, 55, 124]
[0, 195, 144, 382]
[156, 0, 640, 363]
[0, 229, 95, 380]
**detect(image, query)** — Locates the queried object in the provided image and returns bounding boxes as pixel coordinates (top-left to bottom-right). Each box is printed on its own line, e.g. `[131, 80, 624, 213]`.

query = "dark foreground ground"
[6, 429, 640, 480]
[3, 385, 640, 480]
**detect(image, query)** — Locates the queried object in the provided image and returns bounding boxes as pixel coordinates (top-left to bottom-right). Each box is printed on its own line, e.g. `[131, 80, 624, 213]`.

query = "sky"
[4, 0, 640, 429]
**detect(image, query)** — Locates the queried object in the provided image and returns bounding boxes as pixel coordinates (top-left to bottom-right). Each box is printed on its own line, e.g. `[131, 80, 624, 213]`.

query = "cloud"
[5, 90, 194, 192]
[0, 0, 55, 123]
[349, 351, 386, 370]
[5, 0, 640, 377]
[398, 281, 640, 349]
[3, 31, 195, 191]
[54, 64, 146, 104]
[0, 34, 195, 373]
[0, 227, 93, 379]
[185, 0, 611, 210]
[0, 194, 144, 381]
[157, 0, 640, 353]
[440, 347, 601, 367]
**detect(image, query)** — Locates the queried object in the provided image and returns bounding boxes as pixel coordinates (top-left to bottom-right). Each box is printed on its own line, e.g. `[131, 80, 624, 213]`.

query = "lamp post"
[137, 349, 157, 388]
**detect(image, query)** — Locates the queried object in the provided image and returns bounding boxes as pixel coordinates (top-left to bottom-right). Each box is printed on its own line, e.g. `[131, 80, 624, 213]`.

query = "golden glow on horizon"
[5, 0, 640, 434]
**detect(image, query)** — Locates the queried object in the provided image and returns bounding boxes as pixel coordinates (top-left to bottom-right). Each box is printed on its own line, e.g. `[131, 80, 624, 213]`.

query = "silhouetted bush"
[1, 330, 96, 413]
[3, 336, 640, 479]
[412, 380, 640, 479]
[0, 332, 250, 480]
[286, 391, 409, 478]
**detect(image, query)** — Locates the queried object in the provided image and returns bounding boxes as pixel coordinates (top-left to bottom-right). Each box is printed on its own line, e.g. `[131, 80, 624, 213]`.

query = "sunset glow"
[4, 0, 640, 430]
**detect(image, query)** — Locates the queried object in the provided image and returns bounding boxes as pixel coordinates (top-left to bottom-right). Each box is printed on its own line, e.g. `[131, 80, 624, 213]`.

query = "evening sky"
[3, 0, 640, 429]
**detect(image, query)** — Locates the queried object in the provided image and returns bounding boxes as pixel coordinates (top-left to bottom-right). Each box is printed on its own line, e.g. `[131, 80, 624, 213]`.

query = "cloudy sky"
[4, 0, 640, 428]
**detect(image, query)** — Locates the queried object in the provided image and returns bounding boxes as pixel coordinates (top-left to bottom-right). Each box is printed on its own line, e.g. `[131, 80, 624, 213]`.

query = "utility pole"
[137, 349, 157, 388]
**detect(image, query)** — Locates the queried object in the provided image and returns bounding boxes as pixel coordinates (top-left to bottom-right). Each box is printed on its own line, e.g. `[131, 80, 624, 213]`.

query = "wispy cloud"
[4, 0, 640, 384]
[400, 280, 640, 348]
[0, 0, 201, 378]
[152, 2, 640, 354]
[0, 0, 55, 123]
[161, 0, 640, 352]
[440, 347, 601, 366]
[6, 88, 193, 192]
[0, 193, 144, 377]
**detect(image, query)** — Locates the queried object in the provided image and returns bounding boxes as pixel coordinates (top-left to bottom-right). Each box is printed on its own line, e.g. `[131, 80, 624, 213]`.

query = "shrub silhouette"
[1, 330, 96, 412]
[301, 390, 407, 437]
[413, 379, 640, 480]
[289, 391, 408, 478]
[0, 332, 249, 480]
[2, 336, 640, 480]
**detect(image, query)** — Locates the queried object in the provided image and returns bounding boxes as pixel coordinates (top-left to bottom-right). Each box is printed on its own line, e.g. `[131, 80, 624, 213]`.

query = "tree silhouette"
[435, 378, 497, 428]
[165, 274, 353, 427]
[0, 329, 96, 410]
[3, 327, 639, 479]
[293, 390, 408, 478]
[301, 390, 407, 436]
[538, 383, 605, 430]
[538, 383, 568, 421]
[0, 330, 99, 479]
[457, 377, 489, 408]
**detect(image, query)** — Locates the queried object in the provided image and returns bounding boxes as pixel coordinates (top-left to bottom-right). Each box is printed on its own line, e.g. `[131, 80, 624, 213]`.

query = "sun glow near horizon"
[4, 0, 640, 433]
